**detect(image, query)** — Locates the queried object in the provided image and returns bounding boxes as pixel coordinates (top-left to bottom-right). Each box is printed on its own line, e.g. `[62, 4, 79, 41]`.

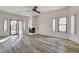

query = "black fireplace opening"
[29, 27, 35, 33]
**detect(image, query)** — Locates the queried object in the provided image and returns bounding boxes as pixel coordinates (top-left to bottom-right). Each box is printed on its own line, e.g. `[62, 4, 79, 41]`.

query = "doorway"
[10, 20, 17, 35]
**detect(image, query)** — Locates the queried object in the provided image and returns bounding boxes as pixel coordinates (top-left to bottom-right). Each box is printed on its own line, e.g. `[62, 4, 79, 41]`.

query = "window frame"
[58, 17, 67, 33]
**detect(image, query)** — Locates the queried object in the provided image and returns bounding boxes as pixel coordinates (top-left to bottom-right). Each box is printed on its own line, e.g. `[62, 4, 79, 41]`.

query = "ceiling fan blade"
[34, 10, 41, 13]
[32, 6, 41, 13]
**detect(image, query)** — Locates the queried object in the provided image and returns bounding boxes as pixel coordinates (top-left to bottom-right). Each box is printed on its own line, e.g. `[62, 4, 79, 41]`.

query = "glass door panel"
[10, 20, 17, 35]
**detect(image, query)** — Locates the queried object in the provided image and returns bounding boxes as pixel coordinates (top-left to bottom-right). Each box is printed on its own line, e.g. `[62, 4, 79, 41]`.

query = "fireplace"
[29, 27, 35, 33]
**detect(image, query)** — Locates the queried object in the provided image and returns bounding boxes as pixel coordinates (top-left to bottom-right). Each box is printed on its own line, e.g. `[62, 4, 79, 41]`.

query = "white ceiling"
[0, 6, 66, 16]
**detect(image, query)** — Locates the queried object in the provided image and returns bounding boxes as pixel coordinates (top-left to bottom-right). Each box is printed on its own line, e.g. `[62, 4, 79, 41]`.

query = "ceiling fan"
[26, 6, 41, 14]
[32, 6, 41, 13]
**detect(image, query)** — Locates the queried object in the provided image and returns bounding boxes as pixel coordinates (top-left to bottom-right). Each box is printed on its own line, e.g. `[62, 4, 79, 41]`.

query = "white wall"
[68, 7, 79, 43]
[24, 16, 39, 35]
[23, 17, 29, 34]
[0, 18, 4, 36]
[32, 16, 38, 34]
[35, 7, 79, 43]
[37, 7, 69, 39]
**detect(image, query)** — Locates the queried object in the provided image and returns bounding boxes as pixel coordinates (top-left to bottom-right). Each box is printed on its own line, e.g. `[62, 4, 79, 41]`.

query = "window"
[19, 21, 22, 34]
[4, 19, 8, 32]
[58, 17, 67, 32]
[52, 19, 56, 32]
[71, 15, 76, 34]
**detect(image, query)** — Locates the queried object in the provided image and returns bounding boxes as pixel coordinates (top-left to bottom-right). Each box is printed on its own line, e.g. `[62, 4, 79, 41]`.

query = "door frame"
[10, 19, 18, 35]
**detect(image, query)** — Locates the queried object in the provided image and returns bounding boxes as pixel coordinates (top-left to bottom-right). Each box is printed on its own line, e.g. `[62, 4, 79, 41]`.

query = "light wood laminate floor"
[0, 34, 79, 53]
